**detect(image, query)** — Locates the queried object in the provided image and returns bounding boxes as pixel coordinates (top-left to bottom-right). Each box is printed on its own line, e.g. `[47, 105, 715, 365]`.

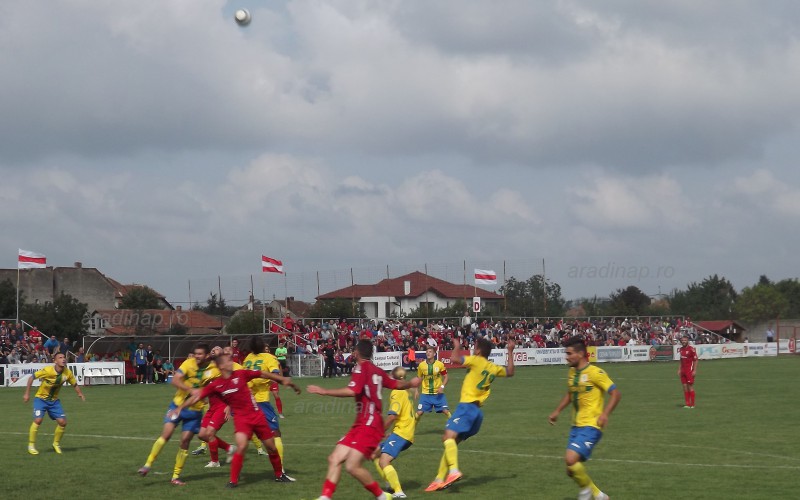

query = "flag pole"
[16, 266, 20, 324]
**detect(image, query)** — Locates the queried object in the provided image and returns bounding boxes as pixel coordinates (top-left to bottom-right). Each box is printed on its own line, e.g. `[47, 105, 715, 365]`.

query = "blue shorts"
[567, 426, 603, 461]
[163, 402, 203, 434]
[445, 403, 483, 441]
[379, 433, 413, 459]
[257, 402, 280, 432]
[417, 393, 449, 413]
[33, 398, 65, 421]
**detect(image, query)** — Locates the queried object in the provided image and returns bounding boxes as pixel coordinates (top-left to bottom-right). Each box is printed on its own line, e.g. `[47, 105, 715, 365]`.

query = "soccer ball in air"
[234, 9, 251, 27]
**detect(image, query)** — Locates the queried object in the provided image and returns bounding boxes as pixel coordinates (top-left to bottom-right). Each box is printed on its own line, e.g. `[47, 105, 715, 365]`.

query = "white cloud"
[570, 172, 697, 230]
[733, 169, 800, 217]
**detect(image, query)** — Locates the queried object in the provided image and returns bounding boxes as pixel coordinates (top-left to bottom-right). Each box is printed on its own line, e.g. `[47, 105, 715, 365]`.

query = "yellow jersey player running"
[549, 336, 621, 500]
[138, 343, 219, 485]
[425, 337, 515, 492]
[243, 336, 298, 467]
[373, 366, 417, 499]
[415, 347, 450, 421]
[23, 352, 85, 455]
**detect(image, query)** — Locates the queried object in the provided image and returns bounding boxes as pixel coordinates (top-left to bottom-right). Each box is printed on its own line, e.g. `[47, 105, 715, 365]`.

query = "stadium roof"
[316, 271, 503, 301]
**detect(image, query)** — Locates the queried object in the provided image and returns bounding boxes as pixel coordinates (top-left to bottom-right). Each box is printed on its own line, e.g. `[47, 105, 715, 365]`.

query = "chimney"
[176, 305, 182, 311]
[404, 280, 411, 295]
[74, 262, 82, 268]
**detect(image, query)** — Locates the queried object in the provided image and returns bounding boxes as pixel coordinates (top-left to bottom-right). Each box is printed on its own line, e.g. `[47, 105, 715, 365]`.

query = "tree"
[0, 278, 21, 318]
[198, 292, 237, 316]
[669, 275, 738, 320]
[22, 292, 89, 341]
[774, 278, 800, 318]
[734, 284, 789, 323]
[405, 299, 472, 320]
[307, 299, 365, 320]
[225, 309, 266, 336]
[499, 275, 566, 317]
[607, 286, 652, 316]
[119, 286, 163, 310]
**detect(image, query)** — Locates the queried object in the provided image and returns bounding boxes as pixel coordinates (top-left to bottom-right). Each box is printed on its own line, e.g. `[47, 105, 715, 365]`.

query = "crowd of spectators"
[0, 321, 83, 365]
[276, 313, 721, 361]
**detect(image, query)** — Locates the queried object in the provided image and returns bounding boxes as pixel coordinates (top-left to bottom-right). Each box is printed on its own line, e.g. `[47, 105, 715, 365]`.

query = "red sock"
[690, 390, 695, 406]
[364, 481, 383, 497]
[275, 396, 283, 414]
[268, 451, 283, 477]
[322, 479, 337, 498]
[216, 437, 230, 452]
[209, 438, 220, 462]
[684, 391, 690, 405]
[230, 453, 244, 484]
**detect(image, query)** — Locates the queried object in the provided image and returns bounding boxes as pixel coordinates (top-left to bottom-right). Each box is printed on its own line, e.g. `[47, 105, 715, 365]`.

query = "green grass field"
[2, 357, 798, 499]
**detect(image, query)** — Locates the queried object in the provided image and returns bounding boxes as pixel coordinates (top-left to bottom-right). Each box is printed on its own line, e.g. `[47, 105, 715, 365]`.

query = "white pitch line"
[2, 431, 799, 471]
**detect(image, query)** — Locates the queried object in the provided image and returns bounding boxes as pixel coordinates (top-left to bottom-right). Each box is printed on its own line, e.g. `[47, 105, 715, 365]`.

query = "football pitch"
[1, 356, 797, 500]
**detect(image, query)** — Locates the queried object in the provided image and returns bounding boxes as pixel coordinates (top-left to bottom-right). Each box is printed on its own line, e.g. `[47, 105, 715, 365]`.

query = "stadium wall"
[390, 342, 779, 370]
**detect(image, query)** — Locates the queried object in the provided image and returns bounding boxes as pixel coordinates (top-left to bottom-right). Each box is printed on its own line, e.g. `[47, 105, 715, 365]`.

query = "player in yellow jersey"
[414, 347, 450, 421]
[243, 336, 300, 467]
[23, 352, 85, 455]
[373, 366, 416, 499]
[548, 336, 621, 500]
[425, 337, 515, 492]
[138, 343, 219, 485]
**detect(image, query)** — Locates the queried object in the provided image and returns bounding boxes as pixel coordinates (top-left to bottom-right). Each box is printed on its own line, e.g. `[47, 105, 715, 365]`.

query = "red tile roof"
[316, 271, 503, 300]
[93, 309, 223, 335]
[693, 320, 746, 333]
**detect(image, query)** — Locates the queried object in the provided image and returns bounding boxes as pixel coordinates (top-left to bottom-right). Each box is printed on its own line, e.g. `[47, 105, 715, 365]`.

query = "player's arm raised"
[505, 340, 516, 377]
[451, 338, 465, 365]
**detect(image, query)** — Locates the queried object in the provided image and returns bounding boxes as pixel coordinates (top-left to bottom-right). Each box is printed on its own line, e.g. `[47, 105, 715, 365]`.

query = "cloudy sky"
[2, 0, 799, 307]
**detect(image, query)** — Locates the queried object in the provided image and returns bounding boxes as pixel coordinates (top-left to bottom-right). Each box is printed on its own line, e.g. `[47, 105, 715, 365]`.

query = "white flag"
[19, 249, 46, 269]
[474, 269, 497, 285]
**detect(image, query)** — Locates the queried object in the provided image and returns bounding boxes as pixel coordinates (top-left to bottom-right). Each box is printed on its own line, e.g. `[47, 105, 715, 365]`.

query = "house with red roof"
[692, 320, 746, 341]
[87, 307, 223, 335]
[315, 271, 503, 319]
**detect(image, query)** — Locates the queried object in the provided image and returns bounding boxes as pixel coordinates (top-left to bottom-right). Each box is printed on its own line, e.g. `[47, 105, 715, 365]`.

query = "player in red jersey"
[192, 346, 238, 466]
[678, 335, 698, 408]
[308, 339, 421, 500]
[171, 353, 300, 488]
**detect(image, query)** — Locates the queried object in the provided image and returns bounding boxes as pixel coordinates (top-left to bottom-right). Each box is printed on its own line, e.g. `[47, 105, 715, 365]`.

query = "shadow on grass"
[441, 472, 517, 492]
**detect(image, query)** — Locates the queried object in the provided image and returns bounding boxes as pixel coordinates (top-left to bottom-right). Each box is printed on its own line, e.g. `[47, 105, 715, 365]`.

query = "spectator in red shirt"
[282, 314, 294, 332]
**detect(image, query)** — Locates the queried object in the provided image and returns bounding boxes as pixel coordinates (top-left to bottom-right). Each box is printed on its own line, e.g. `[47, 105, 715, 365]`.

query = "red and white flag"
[18, 249, 46, 269]
[262, 255, 284, 274]
[474, 268, 497, 285]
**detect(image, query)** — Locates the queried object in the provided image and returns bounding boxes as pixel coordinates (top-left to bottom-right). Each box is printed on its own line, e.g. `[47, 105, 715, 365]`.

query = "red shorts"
[201, 405, 228, 431]
[269, 381, 279, 392]
[234, 411, 274, 441]
[680, 372, 695, 385]
[338, 424, 383, 457]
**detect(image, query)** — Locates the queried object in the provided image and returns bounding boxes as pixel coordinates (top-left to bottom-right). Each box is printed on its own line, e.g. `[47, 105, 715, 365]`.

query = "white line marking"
[2, 431, 798, 470]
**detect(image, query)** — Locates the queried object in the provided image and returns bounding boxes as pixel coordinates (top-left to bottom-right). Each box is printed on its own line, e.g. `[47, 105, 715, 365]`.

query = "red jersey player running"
[171, 353, 300, 488]
[308, 340, 421, 500]
[678, 335, 698, 408]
